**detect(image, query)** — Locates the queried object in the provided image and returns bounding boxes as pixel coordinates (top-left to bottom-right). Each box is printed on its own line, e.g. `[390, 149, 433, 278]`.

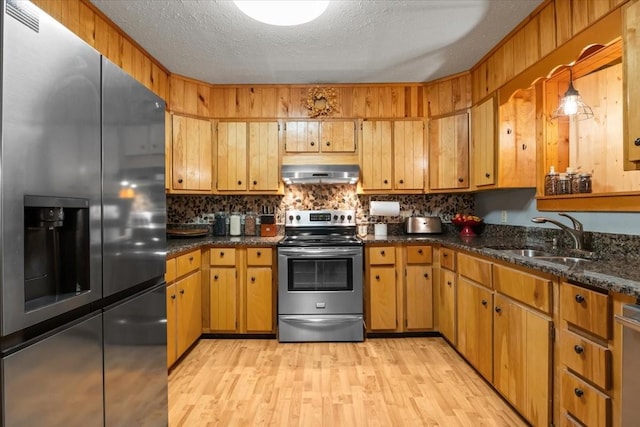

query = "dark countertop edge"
[166, 233, 640, 299]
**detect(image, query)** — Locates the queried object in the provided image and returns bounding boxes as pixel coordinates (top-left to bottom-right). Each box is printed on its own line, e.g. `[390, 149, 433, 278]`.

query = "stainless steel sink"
[485, 247, 552, 257]
[534, 256, 590, 264]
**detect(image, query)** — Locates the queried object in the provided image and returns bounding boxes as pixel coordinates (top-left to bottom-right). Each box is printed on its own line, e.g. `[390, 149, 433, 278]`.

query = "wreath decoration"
[304, 86, 339, 118]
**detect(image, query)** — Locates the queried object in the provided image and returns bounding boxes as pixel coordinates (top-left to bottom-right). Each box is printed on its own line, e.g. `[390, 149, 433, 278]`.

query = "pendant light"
[551, 69, 594, 121]
[233, 1, 329, 26]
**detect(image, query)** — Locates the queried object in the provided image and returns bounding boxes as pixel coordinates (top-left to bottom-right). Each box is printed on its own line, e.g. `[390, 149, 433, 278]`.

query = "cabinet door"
[429, 113, 469, 190]
[284, 121, 319, 153]
[438, 269, 456, 344]
[177, 271, 202, 356]
[472, 97, 496, 187]
[361, 121, 393, 190]
[248, 122, 279, 191]
[369, 266, 396, 330]
[498, 89, 536, 187]
[246, 267, 273, 332]
[494, 294, 551, 427]
[320, 120, 356, 152]
[172, 115, 212, 191]
[457, 277, 492, 381]
[394, 120, 425, 190]
[166, 283, 177, 368]
[624, 0, 640, 164]
[406, 265, 433, 330]
[217, 122, 247, 191]
[210, 268, 237, 331]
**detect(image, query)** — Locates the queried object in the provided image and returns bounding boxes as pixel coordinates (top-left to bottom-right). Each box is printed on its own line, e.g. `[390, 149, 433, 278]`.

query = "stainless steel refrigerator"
[0, 1, 168, 425]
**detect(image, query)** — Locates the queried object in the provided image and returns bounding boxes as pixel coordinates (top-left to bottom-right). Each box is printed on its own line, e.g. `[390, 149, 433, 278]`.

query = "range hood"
[281, 164, 360, 185]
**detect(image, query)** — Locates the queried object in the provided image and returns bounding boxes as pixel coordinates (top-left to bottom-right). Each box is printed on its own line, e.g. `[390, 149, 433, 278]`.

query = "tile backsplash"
[167, 185, 474, 226]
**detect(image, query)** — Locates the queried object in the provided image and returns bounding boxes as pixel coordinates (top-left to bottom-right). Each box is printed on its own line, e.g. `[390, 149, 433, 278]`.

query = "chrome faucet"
[531, 213, 585, 250]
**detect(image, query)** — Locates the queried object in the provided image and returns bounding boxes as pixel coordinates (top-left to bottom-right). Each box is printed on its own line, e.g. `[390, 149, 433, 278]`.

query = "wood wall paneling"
[539, 3, 557, 58]
[556, 0, 574, 45]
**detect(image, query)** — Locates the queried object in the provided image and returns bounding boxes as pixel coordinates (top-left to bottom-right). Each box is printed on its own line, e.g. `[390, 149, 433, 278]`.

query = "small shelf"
[536, 191, 640, 212]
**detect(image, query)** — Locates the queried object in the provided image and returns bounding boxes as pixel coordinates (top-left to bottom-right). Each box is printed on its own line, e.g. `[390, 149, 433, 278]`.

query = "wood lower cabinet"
[171, 114, 213, 193]
[438, 268, 456, 344]
[456, 276, 493, 381]
[405, 245, 433, 330]
[166, 249, 202, 368]
[208, 246, 275, 334]
[369, 266, 397, 330]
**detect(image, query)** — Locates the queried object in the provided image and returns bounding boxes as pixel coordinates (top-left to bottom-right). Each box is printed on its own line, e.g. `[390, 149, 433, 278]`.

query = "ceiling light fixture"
[551, 69, 594, 121]
[233, 0, 329, 26]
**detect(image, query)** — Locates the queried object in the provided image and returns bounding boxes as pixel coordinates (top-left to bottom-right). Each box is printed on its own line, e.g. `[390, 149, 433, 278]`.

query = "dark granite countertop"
[361, 233, 640, 300]
[166, 232, 640, 300]
[167, 235, 282, 257]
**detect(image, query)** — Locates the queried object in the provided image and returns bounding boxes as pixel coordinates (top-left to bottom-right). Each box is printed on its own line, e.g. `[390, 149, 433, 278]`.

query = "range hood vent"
[282, 164, 360, 185]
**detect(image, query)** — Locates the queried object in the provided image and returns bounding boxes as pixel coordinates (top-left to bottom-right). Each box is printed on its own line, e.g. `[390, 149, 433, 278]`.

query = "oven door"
[278, 246, 363, 315]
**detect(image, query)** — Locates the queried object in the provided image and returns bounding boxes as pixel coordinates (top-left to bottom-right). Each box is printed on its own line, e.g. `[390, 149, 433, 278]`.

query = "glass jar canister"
[544, 166, 559, 195]
[244, 212, 257, 236]
[578, 173, 592, 193]
[557, 174, 571, 195]
[214, 212, 227, 236]
[229, 212, 242, 236]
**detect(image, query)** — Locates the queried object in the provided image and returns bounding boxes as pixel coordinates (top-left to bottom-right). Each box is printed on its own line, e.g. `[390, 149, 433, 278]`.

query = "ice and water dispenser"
[23, 196, 90, 311]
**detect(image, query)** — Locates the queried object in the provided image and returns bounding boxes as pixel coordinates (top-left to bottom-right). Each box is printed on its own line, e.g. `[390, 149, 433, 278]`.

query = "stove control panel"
[286, 210, 355, 226]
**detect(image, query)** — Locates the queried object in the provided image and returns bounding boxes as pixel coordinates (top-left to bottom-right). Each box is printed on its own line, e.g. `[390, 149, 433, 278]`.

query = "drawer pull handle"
[574, 388, 584, 398]
[180, 289, 185, 295]
[482, 299, 488, 306]
[574, 345, 585, 354]
[418, 249, 423, 254]
[423, 273, 429, 279]
[257, 251, 262, 257]
[178, 178, 183, 184]
[189, 256, 193, 261]
[375, 275, 380, 280]
[214, 275, 219, 280]
[380, 250, 385, 256]
[575, 294, 585, 303]
[494, 306, 502, 313]
[220, 252, 225, 257]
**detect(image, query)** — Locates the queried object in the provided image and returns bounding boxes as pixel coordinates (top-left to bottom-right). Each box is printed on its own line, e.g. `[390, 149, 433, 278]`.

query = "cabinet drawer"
[559, 329, 611, 390]
[368, 246, 395, 265]
[247, 248, 272, 266]
[406, 246, 433, 264]
[458, 253, 492, 288]
[210, 248, 236, 266]
[560, 282, 611, 339]
[176, 250, 201, 277]
[440, 248, 456, 271]
[493, 263, 551, 313]
[561, 370, 610, 427]
[165, 258, 177, 283]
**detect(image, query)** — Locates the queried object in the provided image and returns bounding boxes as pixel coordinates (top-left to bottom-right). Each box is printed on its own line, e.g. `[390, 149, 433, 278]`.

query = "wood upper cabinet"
[497, 87, 536, 188]
[623, 0, 640, 166]
[171, 114, 213, 192]
[456, 276, 493, 381]
[493, 294, 552, 427]
[284, 120, 356, 153]
[217, 121, 280, 193]
[361, 120, 425, 192]
[429, 112, 469, 191]
[393, 120, 425, 190]
[471, 97, 496, 188]
[361, 121, 393, 190]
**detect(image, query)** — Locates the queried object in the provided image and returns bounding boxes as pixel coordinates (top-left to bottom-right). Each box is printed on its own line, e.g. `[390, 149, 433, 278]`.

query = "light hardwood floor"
[168, 337, 527, 427]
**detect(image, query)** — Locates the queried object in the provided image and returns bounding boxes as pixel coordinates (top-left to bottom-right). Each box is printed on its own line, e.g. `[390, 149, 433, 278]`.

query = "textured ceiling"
[90, 0, 544, 85]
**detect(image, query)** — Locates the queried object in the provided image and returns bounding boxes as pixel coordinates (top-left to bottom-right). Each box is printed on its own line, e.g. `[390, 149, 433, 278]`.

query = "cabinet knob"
[171, 294, 176, 300]
[575, 294, 585, 303]
[189, 256, 193, 261]
[418, 249, 423, 254]
[482, 299, 488, 306]
[574, 388, 584, 398]
[423, 273, 429, 279]
[458, 177, 464, 183]
[237, 180, 242, 185]
[310, 141, 315, 146]
[253, 180, 257, 185]
[384, 179, 389, 184]
[178, 178, 183, 184]
[447, 281, 452, 286]
[506, 128, 512, 135]
[326, 141, 331, 146]
[380, 250, 385, 256]
[494, 306, 502, 313]
[375, 275, 380, 280]
[399, 179, 404, 184]
[443, 253, 448, 257]
[574, 345, 585, 354]
[522, 144, 527, 150]
[635, 137, 640, 146]
[180, 289, 185, 295]
[220, 252, 225, 257]
[214, 275, 219, 280]
[257, 251, 262, 257]
[485, 173, 490, 178]
[251, 277, 256, 283]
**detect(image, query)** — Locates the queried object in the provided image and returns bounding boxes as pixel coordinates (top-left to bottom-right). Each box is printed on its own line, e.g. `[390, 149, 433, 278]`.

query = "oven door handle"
[278, 247, 362, 257]
[280, 316, 363, 324]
